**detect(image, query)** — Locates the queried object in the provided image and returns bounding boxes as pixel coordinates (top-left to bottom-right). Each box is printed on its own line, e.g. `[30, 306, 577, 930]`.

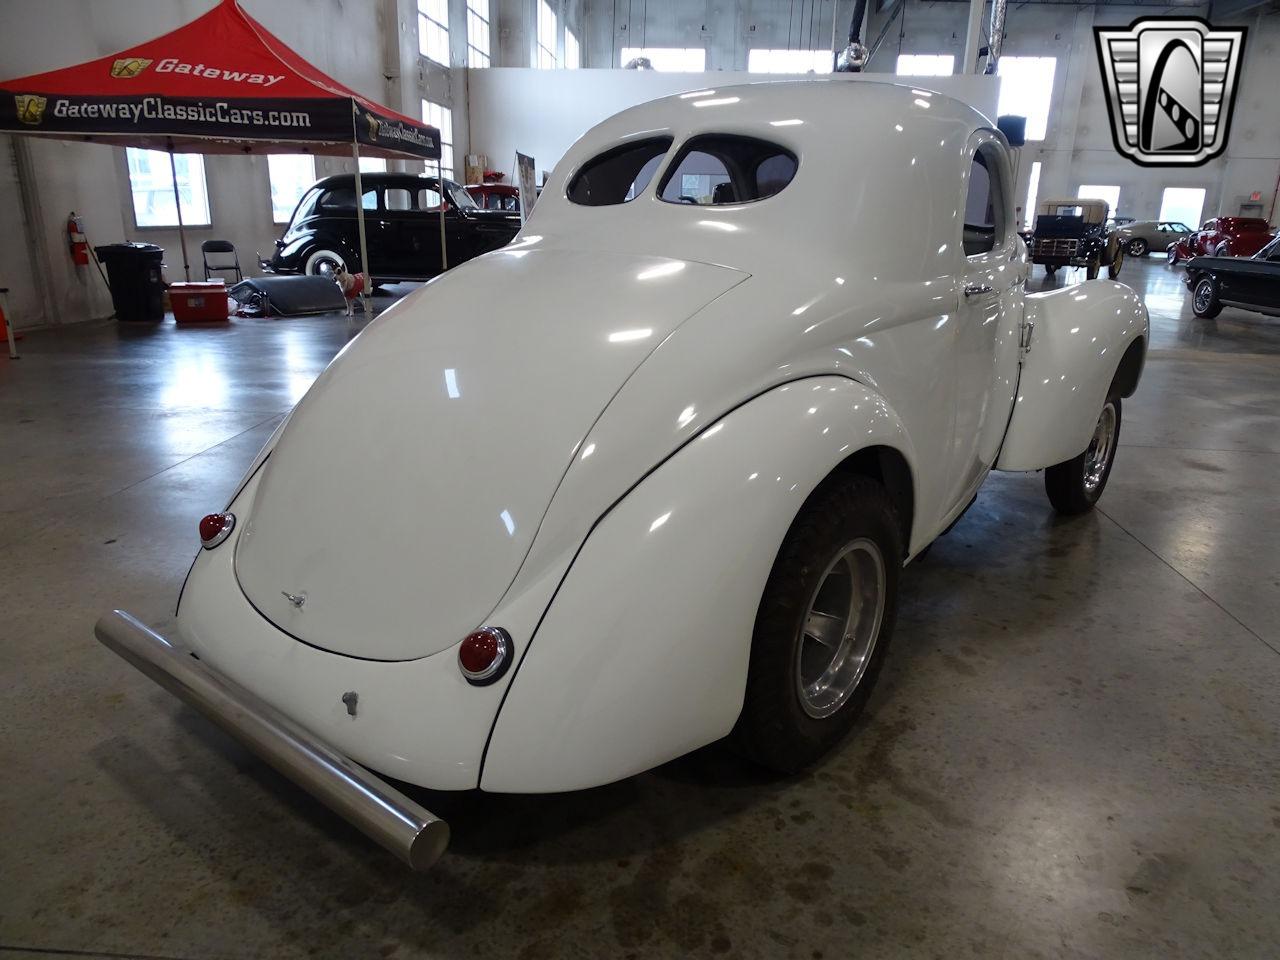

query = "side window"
[418, 187, 444, 211]
[319, 186, 377, 211]
[567, 137, 672, 206]
[962, 149, 1001, 256]
[657, 135, 797, 205]
[385, 187, 413, 211]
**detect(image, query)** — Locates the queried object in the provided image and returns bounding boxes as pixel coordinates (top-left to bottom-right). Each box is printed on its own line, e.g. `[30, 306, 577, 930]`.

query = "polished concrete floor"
[1, 258, 1278, 959]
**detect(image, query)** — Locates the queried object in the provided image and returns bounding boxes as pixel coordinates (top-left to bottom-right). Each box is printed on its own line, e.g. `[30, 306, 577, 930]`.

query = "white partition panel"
[465, 68, 1001, 185]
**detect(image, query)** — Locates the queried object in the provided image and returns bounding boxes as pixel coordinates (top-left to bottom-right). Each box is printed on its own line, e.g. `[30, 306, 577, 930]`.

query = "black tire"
[1127, 238, 1149, 257]
[1045, 396, 1122, 514]
[1214, 242, 1230, 258]
[1167, 246, 1180, 265]
[733, 475, 903, 774]
[1086, 257, 1100, 280]
[1191, 276, 1223, 319]
[1107, 245, 1124, 280]
[1045, 265, 1057, 278]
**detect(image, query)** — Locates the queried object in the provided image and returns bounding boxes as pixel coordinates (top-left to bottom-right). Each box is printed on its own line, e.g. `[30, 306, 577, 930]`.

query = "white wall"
[465, 67, 999, 185]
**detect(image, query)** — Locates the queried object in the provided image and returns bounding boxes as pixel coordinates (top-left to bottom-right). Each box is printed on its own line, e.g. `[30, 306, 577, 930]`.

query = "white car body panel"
[996, 282, 1148, 471]
[167, 79, 1149, 793]
[482, 377, 911, 792]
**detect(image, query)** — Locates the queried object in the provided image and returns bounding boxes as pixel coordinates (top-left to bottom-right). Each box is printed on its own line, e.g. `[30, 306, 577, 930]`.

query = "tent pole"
[167, 146, 191, 281]
[438, 159, 448, 274]
[351, 142, 372, 322]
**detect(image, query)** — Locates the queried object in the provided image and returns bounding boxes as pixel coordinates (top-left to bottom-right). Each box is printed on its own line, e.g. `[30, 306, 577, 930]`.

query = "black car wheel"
[1192, 276, 1223, 319]
[1167, 245, 1180, 265]
[733, 475, 902, 774]
[304, 249, 347, 279]
[1214, 242, 1230, 258]
[1046, 397, 1122, 514]
[1127, 238, 1148, 256]
[1045, 265, 1057, 278]
[1086, 258, 1100, 280]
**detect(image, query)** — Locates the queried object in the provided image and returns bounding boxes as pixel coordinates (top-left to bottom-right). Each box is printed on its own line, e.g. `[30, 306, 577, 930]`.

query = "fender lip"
[94, 608, 449, 871]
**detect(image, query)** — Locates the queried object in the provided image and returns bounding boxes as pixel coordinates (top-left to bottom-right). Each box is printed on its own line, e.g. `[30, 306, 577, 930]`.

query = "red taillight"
[458, 627, 513, 685]
[199, 512, 235, 549]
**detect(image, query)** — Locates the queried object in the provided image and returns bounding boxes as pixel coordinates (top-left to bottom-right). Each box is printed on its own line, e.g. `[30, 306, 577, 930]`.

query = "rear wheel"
[1045, 397, 1122, 514]
[734, 476, 902, 774]
[1192, 276, 1223, 319]
[1127, 238, 1149, 257]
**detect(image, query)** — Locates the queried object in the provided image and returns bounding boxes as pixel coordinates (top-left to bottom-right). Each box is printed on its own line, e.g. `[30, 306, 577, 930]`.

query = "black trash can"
[95, 243, 166, 322]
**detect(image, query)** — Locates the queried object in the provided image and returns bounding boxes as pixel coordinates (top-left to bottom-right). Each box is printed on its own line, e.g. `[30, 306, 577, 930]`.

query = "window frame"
[466, 0, 490, 68]
[417, 0, 450, 66]
[996, 56, 1057, 142]
[961, 135, 1013, 261]
[124, 147, 212, 229]
[654, 134, 799, 208]
[266, 153, 317, 225]
[536, 0, 558, 69]
[422, 99, 454, 181]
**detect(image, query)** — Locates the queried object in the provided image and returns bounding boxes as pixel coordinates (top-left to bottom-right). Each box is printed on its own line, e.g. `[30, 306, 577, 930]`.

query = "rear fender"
[996, 280, 1147, 472]
[481, 377, 915, 793]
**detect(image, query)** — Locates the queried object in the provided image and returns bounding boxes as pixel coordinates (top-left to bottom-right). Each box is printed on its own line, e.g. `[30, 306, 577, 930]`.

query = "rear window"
[658, 135, 797, 205]
[568, 137, 672, 206]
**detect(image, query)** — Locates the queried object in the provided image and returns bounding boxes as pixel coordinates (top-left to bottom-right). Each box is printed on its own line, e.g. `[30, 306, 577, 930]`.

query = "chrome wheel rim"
[311, 255, 343, 278]
[795, 538, 887, 719]
[1193, 280, 1214, 313]
[1083, 402, 1117, 494]
[1128, 239, 1146, 256]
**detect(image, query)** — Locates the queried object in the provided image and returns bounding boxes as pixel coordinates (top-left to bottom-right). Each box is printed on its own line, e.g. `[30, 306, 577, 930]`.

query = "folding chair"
[201, 240, 243, 282]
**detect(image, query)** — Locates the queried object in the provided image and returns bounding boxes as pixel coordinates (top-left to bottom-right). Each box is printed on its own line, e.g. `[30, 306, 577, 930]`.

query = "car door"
[949, 134, 1024, 510]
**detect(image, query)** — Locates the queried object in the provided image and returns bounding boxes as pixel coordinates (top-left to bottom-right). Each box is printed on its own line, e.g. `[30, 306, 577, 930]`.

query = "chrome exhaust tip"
[94, 609, 449, 870]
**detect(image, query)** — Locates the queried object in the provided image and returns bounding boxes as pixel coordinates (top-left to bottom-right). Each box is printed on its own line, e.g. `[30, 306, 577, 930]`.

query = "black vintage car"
[1185, 236, 1280, 319]
[263, 173, 521, 282]
[1028, 198, 1123, 279]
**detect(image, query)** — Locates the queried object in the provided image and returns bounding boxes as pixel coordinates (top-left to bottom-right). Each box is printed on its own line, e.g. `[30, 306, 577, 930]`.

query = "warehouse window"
[620, 47, 706, 71]
[358, 157, 387, 173]
[466, 0, 490, 67]
[537, 1, 558, 69]
[747, 49, 831, 74]
[126, 148, 211, 227]
[1078, 184, 1120, 218]
[997, 56, 1056, 141]
[422, 99, 454, 180]
[1024, 161, 1041, 229]
[896, 54, 954, 76]
[267, 154, 316, 223]
[565, 28, 580, 68]
[568, 137, 672, 206]
[1159, 187, 1206, 230]
[418, 0, 449, 65]
[658, 135, 797, 206]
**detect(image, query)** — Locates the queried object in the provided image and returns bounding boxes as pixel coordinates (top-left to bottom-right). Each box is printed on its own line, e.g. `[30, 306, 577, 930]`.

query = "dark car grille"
[1033, 238, 1079, 258]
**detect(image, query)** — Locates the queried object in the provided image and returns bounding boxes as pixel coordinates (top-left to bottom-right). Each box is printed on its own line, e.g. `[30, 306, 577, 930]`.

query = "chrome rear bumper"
[94, 609, 449, 870]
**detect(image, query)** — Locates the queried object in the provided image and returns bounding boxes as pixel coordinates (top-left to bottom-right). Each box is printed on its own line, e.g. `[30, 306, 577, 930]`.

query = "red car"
[1167, 216, 1274, 264]
[466, 183, 521, 213]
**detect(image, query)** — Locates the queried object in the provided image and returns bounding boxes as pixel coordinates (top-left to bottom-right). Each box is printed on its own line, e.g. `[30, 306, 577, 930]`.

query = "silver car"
[1112, 220, 1194, 257]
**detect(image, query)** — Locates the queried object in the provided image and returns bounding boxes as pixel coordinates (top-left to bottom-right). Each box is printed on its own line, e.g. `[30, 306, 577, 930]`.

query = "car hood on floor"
[233, 246, 748, 661]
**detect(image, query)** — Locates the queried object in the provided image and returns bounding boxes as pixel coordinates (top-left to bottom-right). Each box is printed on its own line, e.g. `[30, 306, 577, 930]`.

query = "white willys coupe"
[97, 80, 1148, 869]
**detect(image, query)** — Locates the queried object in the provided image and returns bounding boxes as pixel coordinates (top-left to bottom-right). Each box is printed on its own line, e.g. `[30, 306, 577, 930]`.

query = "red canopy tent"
[0, 0, 443, 307]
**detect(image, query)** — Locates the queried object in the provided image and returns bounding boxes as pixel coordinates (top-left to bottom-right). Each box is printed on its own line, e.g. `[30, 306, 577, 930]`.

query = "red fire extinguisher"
[67, 212, 89, 266]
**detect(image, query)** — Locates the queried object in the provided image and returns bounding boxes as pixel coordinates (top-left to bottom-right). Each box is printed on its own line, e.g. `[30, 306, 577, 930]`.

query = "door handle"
[963, 283, 993, 297]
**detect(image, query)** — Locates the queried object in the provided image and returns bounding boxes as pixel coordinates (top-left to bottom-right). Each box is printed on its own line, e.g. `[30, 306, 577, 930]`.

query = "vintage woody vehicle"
[1029, 198, 1124, 279]
[95, 81, 1148, 870]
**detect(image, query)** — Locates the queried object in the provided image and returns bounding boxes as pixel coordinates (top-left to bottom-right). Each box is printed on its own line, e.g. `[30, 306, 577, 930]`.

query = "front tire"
[304, 248, 347, 279]
[1107, 244, 1124, 279]
[1167, 246, 1180, 265]
[1127, 238, 1149, 257]
[1045, 397, 1122, 514]
[1192, 276, 1223, 318]
[733, 476, 902, 774]
[1086, 257, 1100, 280]
[1045, 265, 1058, 278]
